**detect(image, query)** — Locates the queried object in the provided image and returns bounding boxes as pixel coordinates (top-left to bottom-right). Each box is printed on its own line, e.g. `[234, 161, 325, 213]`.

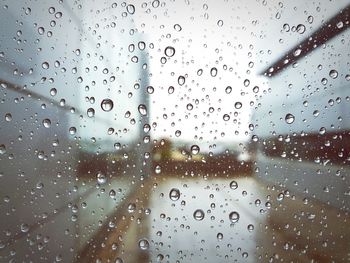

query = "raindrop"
[186, 103, 193, 110]
[5, 113, 12, 122]
[138, 239, 149, 250]
[168, 86, 175, 94]
[87, 108, 95, 118]
[247, 224, 254, 232]
[217, 233, 224, 240]
[164, 46, 175, 57]
[229, 180, 238, 190]
[223, 114, 230, 121]
[285, 113, 295, 124]
[96, 172, 107, 184]
[210, 67, 218, 77]
[20, 223, 29, 233]
[229, 211, 240, 223]
[42, 118, 51, 128]
[296, 24, 306, 34]
[138, 104, 147, 116]
[0, 144, 6, 154]
[109, 189, 116, 198]
[169, 188, 180, 201]
[174, 24, 182, 32]
[155, 165, 161, 174]
[175, 130, 181, 137]
[329, 69, 338, 79]
[191, 145, 200, 155]
[234, 102, 242, 109]
[126, 4, 135, 14]
[178, 76, 185, 86]
[193, 209, 205, 221]
[217, 20, 224, 27]
[42, 62, 49, 69]
[225, 86, 232, 94]
[101, 99, 114, 112]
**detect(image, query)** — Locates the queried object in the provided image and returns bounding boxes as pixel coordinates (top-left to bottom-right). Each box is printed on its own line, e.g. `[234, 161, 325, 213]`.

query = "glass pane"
[0, 1, 349, 262]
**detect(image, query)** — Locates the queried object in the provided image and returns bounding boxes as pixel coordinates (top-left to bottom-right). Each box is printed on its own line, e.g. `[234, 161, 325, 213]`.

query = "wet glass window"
[0, 0, 349, 262]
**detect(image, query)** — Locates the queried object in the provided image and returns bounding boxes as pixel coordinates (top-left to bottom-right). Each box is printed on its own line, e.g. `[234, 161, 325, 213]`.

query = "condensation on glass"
[0, 0, 349, 262]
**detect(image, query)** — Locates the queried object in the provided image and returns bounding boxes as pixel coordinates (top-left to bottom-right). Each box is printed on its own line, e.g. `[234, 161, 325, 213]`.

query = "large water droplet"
[126, 4, 135, 14]
[193, 209, 205, 221]
[101, 99, 114, 112]
[234, 102, 242, 109]
[285, 113, 295, 124]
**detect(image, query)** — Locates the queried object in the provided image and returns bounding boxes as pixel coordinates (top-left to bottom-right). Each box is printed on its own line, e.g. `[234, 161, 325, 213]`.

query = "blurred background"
[0, 0, 349, 262]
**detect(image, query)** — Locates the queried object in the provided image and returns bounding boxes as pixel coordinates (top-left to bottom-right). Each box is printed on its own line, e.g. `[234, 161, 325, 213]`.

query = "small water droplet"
[5, 113, 12, 122]
[217, 20, 224, 27]
[20, 223, 29, 233]
[217, 232, 224, 240]
[42, 62, 49, 69]
[87, 108, 95, 118]
[174, 24, 182, 32]
[0, 144, 6, 154]
[296, 24, 306, 34]
[155, 165, 161, 174]
[223, 114, 230, 121]
[225, 86, 232, 94]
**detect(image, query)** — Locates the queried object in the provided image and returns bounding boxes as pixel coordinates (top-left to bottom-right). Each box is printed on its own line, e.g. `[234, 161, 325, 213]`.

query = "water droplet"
[169, 188, 180, 201]
[138, 239, 149, 250]
[285, 113, 295, 124]
[147, 86, 154, 94]
[234, 102, 242, 109]
[138, 104, 147, 116]
[109, 189, 116, 198]
[5, 113, 12, 122]
[229, 211, 240, 223]
[329, 69, 338, 79]
[296, 24, 306, 34]
[178, 76, 185, 86]
[217, 20, 224, 27]
[42, 118, 51, 128]
[38, 27, 45, 35]
[42, 62, 49, 69]
[247, 224, 254, 232]
[50, 88, 57, 96]
[223, 114, 230, 121]
[101, 99, 114, 112]
[186, 103, 193, 110]
[217, 232, 224, 240]
[128, 203, 136, 213]
[155, 165, 161, 174]
[175, 130, 181, 137]
[225, 86, 232, 94]
[229, 180, 238, 190]
[126, 4, 135, 14]
[210, 67, 218, 77]
[96, 172, 107, 184]
[164, 46, 175, 57]
[0, 144, 6, 154]
[313, 110, 320, 117]
[191, 145, 200, 155]
[20, 223, 29, 233]
[174, 24, 182, 32]
[69, 127, 77, 135]
[168, 86, 175, 94]
[193, 209, 205, 221]
[87, 108, 95, 118]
